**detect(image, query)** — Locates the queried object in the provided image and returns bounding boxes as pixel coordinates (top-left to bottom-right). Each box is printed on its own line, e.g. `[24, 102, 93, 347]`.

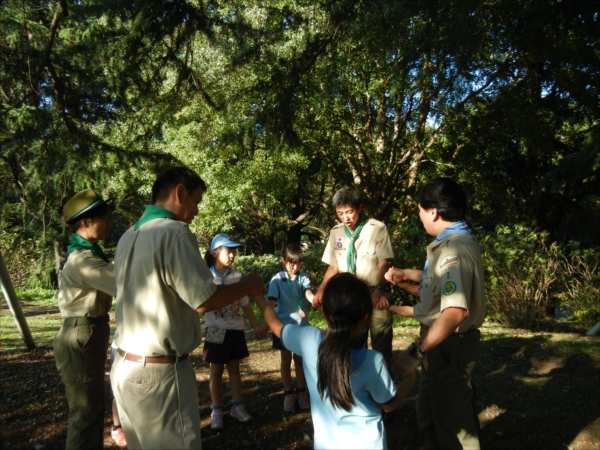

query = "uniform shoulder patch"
[443, 281, 457, 296]
[440, 255, 459, 269]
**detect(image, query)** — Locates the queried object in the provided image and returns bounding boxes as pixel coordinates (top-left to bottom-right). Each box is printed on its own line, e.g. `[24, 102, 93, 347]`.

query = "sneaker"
[297, 390, 310, 410]
[230, 403, 252, 422]
[283, 393, 296, 413]
[211, 409, 224, 429]
[111, 425, 127, 447]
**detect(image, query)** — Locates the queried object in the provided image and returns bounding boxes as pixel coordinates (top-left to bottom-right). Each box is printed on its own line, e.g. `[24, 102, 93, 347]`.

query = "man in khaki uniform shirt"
[386, 177, 486, 450]
[111, 167, 265, 449]
[54, 189, 114, 449]
[313, 188, 395, 365]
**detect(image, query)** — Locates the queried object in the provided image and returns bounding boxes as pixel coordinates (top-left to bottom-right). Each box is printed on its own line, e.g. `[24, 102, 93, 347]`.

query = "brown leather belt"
[118, 349, 188, 364]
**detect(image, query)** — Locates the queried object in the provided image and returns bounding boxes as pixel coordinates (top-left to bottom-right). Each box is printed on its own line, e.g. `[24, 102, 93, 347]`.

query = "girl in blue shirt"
[268, 244, 315, 412]
[257, 273, 416, 449]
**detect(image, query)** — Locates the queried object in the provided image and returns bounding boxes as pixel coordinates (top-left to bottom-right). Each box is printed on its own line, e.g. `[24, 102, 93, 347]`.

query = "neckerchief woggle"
[279, 270, 306, 318]
[344, 213, 369, 275]
[210, 265, 232, 285]
[418, 221, 475, 297]
[66, 233, 109, 262]
[134, 204, 175, 230]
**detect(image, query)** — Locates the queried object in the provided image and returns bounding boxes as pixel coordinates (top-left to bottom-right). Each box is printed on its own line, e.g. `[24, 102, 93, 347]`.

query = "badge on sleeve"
[440, 255, 459, 269]
[443, 281, 457, 296]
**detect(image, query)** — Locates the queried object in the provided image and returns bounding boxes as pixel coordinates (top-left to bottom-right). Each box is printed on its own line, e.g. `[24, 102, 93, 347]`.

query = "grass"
[2, 288, 600, 450]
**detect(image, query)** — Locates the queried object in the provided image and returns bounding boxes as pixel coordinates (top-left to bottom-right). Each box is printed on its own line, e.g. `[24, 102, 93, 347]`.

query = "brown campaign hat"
[64, 189, 106, 223]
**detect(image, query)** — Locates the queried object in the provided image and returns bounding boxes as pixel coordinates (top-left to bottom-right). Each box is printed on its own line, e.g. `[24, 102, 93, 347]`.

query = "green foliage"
[480, 226, 600, 327]
[2, 0, 599, 289]
[481, 227, 561, 327]
[556, 244, 600, 324]
[233, 242, 327, 288]
[233, 253, 281, 287]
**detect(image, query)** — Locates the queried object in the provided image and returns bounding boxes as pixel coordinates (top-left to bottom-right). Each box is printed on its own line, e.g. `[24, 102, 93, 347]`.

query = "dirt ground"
[1, 301, 598, 450]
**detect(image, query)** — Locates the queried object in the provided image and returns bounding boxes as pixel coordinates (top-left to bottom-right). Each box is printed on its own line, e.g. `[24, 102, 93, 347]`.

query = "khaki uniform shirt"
[414, 234, 486, 333]
[57, 250, 115, 318]
[322, 218, 394, 287]
[114, 218, 217, 357]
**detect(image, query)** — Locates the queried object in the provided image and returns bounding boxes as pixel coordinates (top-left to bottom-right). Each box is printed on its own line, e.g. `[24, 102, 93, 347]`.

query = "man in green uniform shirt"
[54, 189, 114, 449]
[111, 167, 265, 449]
[313, 188, 395, 365]
[386, 177, 486, 450]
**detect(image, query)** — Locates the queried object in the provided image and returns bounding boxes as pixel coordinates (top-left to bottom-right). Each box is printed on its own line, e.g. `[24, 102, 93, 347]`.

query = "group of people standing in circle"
[53, 167, 485, 450]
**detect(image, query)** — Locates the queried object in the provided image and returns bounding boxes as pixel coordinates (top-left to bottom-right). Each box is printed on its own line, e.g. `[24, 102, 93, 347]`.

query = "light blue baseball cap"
[210, 233, 244, 251]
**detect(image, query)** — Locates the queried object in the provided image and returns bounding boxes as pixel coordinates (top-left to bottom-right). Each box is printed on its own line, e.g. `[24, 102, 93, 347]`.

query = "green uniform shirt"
[414, 233, 486, 333]
[114, 218, 217, 357]
[58, 250, 115, 318]
[322, 217, 394, 287]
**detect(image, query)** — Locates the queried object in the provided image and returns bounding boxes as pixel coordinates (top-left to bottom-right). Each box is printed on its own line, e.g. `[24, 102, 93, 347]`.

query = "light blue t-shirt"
[267, 271, 312, 326]
[282, 325, 397, 449]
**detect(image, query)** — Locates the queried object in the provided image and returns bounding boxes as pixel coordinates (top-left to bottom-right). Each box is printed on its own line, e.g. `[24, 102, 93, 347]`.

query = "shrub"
[480, 226, 562, 328]
[557, 244, 600, 324]
[234, 242, 328, 289]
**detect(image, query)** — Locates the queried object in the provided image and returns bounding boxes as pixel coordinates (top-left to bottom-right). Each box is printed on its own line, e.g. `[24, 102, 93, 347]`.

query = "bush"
[394, 222, 600, 328]
[480, 226, 600, 327]
[480, 226, 561, 328]
[557, 243, 600, 324]
[234, 242, 328, 289]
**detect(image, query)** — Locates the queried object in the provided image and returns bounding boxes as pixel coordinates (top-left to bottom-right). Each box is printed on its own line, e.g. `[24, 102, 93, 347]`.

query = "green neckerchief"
[134, 204, 175, 230]
[66, 233, 109, 262]
[343, 212, 369, 275]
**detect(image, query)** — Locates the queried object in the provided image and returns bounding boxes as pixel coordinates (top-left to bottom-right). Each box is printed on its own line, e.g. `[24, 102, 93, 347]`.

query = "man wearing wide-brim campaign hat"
[53, 188, 119, 449]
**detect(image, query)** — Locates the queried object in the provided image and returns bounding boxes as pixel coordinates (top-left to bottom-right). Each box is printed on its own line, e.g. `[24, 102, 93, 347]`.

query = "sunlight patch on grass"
[479, 404, 507, 422]
[514, 374, 551, 386]
[529, 356, 567, 374]
[487, 364, 508, 376]
[1, 315, 58, 351]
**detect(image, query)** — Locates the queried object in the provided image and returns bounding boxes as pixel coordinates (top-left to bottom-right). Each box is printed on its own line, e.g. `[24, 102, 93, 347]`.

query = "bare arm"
[391, 307, 468, 378]
[254, 295, 284, 338]
[312, 265, 339, 308]
[373, 259, 392, 309]
[419, 307, 468, 350]
[381, 371, 417, 413]
[196, 273, 265, 314]
[385, 267, 423, 284]
[397, 282, 419, 296]
[241, 302, 268, 340]
[305, 289, 315, 304]
[388, 305, 414, 317]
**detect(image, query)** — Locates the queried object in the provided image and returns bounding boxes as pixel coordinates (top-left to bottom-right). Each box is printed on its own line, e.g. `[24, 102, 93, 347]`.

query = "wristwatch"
[376, 283, 391, 292]
[408, 342, 426, 361]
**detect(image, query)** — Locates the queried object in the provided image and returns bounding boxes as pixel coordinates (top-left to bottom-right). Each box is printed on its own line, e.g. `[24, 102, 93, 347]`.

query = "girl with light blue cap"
[202, 233, 268, 429]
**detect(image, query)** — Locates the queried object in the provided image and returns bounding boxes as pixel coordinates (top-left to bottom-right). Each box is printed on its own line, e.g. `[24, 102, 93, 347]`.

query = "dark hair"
[282, 243, 303, 263]
[152, 167, 207, 204]
[204, 246, 223, 267]
[68, 203, 112, 232]
[332, 188, 361, 209]
[417, 177, 467, 222]
[317, 273, 372, 411]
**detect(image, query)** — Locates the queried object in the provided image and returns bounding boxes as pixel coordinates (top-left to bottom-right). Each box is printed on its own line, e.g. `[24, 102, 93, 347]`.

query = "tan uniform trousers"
[53, 320, 110, 450]
[418, 328, 481, 450]
[358, 289, 393, 367]
[110, 352, 202, 449]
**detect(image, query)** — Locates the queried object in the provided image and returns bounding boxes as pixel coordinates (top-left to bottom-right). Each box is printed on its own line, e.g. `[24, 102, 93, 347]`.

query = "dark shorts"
[203, 329, 249, 364]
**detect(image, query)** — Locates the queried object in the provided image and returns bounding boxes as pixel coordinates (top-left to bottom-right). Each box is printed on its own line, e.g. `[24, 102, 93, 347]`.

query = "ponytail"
[204, 249, 215, 267]
[317, 273, 372, 411]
